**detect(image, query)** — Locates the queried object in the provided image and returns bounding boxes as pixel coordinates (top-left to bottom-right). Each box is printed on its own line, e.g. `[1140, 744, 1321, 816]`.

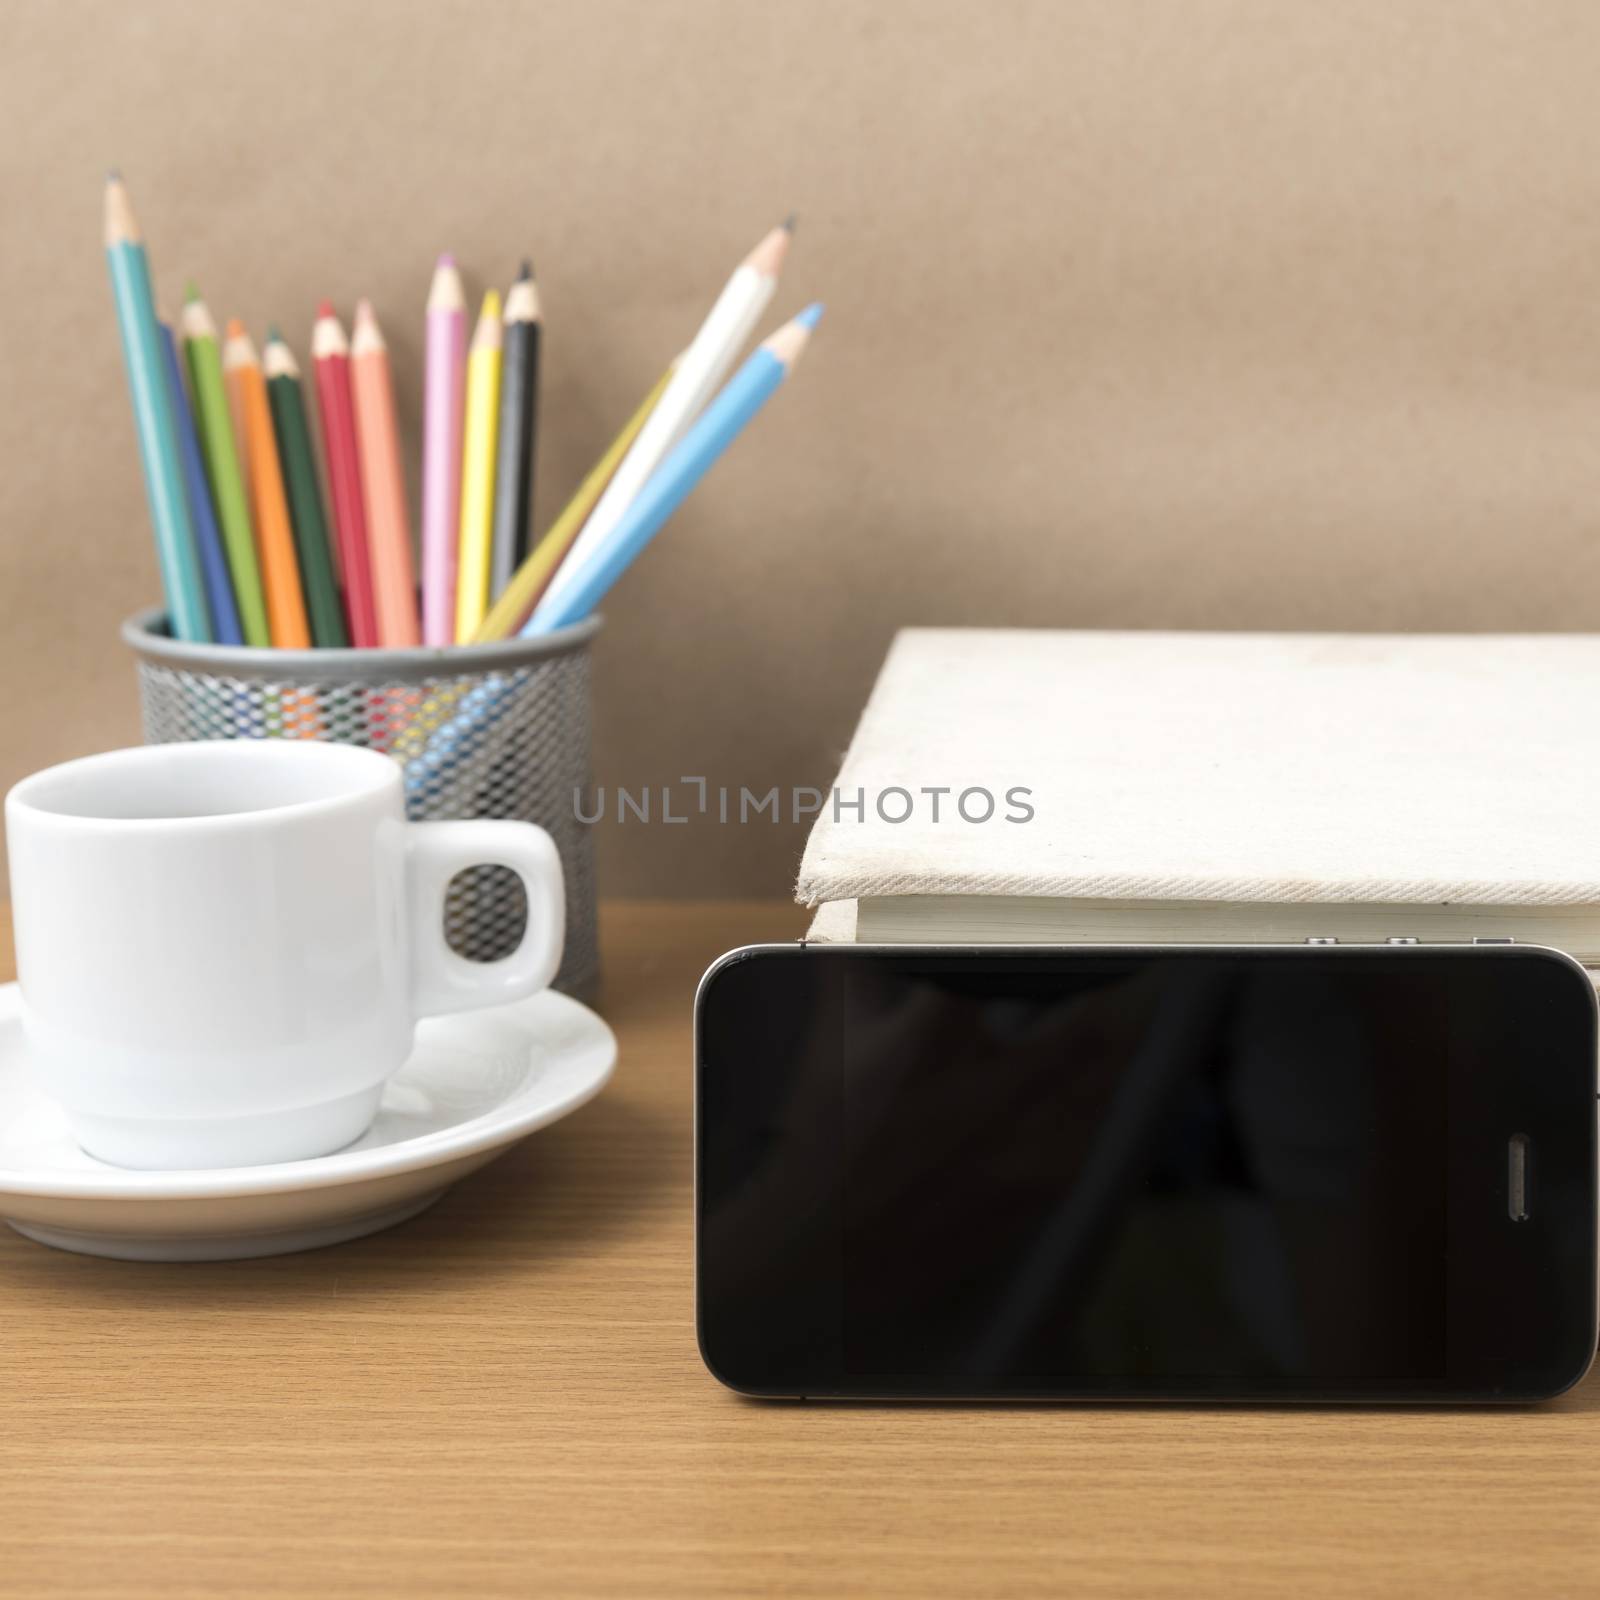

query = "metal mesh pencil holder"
[123, 608, 602, 997]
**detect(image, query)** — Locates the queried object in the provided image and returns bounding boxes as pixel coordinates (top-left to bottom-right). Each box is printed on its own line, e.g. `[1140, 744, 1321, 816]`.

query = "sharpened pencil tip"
[266, 323, 283, 343]
[184, 281, 200, 304]
[471, 289, 504, 348]
[795, 302, 824, 330]
[225, 316, 247, 340]
[102, 171, 139, 248]
[518, 258, 533, 281]
[745, 221, 795, 277]
[317, 298, 336, 320]
[428, 256, 467, 314]
[106, 167, 122, 184]
[782, 212, 798, 234]
[351, 299, 384, 352]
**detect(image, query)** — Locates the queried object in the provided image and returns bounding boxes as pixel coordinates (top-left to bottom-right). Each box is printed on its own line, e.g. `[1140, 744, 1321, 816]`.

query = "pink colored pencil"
[421, 254, 467, 647]
[310, 301, 379, 648]
[350, 299, 420, 646]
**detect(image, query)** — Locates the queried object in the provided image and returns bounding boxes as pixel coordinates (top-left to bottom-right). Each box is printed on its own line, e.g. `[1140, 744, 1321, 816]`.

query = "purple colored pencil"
[421, 253, 468, 647]
[159, 319, 242, 644]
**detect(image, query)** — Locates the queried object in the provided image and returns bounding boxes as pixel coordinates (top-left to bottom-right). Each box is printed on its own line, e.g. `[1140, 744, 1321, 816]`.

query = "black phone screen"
[696, 947, 1597, 1400]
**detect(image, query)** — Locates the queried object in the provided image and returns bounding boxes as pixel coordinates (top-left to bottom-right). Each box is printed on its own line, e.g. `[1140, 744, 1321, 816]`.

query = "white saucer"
[0, 983, 615, 1261]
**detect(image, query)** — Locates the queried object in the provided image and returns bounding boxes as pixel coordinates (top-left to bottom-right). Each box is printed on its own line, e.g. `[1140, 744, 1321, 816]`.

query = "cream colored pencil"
[421, 253, 467, 646]
[531, 217, 793, 622]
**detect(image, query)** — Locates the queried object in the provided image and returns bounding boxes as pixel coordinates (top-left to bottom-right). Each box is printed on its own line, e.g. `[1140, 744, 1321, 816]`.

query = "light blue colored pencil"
[104, 173, 209, 642]
[524, 302, 823, 634]
[401, 303, 823, 804]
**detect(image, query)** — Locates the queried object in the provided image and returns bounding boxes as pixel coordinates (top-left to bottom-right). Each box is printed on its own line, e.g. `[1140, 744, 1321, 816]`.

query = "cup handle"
[404, 820, 565, 1018]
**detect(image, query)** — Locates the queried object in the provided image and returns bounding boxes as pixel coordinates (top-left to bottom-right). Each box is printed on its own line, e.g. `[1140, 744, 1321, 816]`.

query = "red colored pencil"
[310, 301, 379, 648]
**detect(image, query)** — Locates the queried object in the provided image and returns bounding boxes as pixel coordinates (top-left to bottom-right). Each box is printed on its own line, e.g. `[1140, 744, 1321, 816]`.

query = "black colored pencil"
[489, 261, 542, 599]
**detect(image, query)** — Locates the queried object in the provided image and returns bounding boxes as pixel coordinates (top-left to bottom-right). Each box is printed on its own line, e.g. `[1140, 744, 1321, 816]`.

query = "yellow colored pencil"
[393, 366, 674, 757]
[453, 290, 503, 642]
[473, 361, 676, 643]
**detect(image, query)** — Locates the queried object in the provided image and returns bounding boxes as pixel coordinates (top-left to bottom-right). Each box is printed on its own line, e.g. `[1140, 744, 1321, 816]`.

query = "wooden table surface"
[4, 899, 1600, 1597]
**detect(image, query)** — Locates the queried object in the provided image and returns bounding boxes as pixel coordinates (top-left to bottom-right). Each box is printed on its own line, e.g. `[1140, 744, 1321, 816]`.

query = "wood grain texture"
[2, 900, 1599, 1598]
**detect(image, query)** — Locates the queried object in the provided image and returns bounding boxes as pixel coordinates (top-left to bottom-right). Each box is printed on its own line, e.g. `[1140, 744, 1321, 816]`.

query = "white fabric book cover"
[796, 629, 1600, 960]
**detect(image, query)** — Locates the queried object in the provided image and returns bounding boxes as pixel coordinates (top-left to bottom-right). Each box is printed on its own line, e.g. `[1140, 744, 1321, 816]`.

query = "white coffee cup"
[4, 741, 565, 1170]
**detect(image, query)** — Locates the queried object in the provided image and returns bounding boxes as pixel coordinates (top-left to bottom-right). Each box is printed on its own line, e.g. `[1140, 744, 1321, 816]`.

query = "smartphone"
[696, 943, 1598, 1402]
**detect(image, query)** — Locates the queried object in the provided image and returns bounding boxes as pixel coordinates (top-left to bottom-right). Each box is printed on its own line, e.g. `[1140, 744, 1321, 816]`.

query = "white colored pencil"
[532, 217, 793, 620]
[421, 253, 467, 647]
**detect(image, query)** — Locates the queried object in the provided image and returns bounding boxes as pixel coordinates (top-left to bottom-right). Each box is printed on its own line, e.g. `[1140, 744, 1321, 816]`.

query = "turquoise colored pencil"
[103, 173, 209, 642]
[526, 303, 823, 634]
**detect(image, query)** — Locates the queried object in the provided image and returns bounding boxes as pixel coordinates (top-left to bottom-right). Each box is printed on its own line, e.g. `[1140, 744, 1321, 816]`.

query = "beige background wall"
[5, 0, 1600, 897]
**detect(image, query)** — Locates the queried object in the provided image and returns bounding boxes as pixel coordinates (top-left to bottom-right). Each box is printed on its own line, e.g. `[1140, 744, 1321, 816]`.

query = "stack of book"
[798, 629, 1600, 970]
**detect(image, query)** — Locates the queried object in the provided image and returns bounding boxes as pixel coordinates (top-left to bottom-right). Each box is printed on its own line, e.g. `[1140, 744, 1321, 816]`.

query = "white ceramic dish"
[0, 982, 615, 1261]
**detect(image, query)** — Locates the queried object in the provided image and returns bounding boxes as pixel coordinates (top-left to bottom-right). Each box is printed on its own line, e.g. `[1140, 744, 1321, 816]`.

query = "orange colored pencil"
[224, 319, 310, 649]
[350, 299, 420, 646]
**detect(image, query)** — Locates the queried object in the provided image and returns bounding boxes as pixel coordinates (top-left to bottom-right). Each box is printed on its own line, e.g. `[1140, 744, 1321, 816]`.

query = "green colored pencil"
[263, 330, 347, 648]
[181, 287, 269, 647]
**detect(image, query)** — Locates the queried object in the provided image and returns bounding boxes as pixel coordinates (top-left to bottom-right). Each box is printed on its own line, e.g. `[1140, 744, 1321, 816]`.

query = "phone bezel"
[695, 941, 1599, 1403]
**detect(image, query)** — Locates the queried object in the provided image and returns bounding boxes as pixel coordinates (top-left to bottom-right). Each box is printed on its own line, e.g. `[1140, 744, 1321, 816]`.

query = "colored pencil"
[529, 305, 822, 634]
[182, 288, 269, 647]
[103, 175, 209, 642]
[350, 300, 420, 646]
[264, 331, 348, 648]
[421, 254, 467, 647]
[311, 302, 380, 648]
[533, 218, 792, 623]
[224, 320, 310, 649]
[473, 360, 674, 642]
[408, 310, 820, 795]
[159, 318, 241, 645]
[453, 289, 503, 642]
[489, 261, 541, 600]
